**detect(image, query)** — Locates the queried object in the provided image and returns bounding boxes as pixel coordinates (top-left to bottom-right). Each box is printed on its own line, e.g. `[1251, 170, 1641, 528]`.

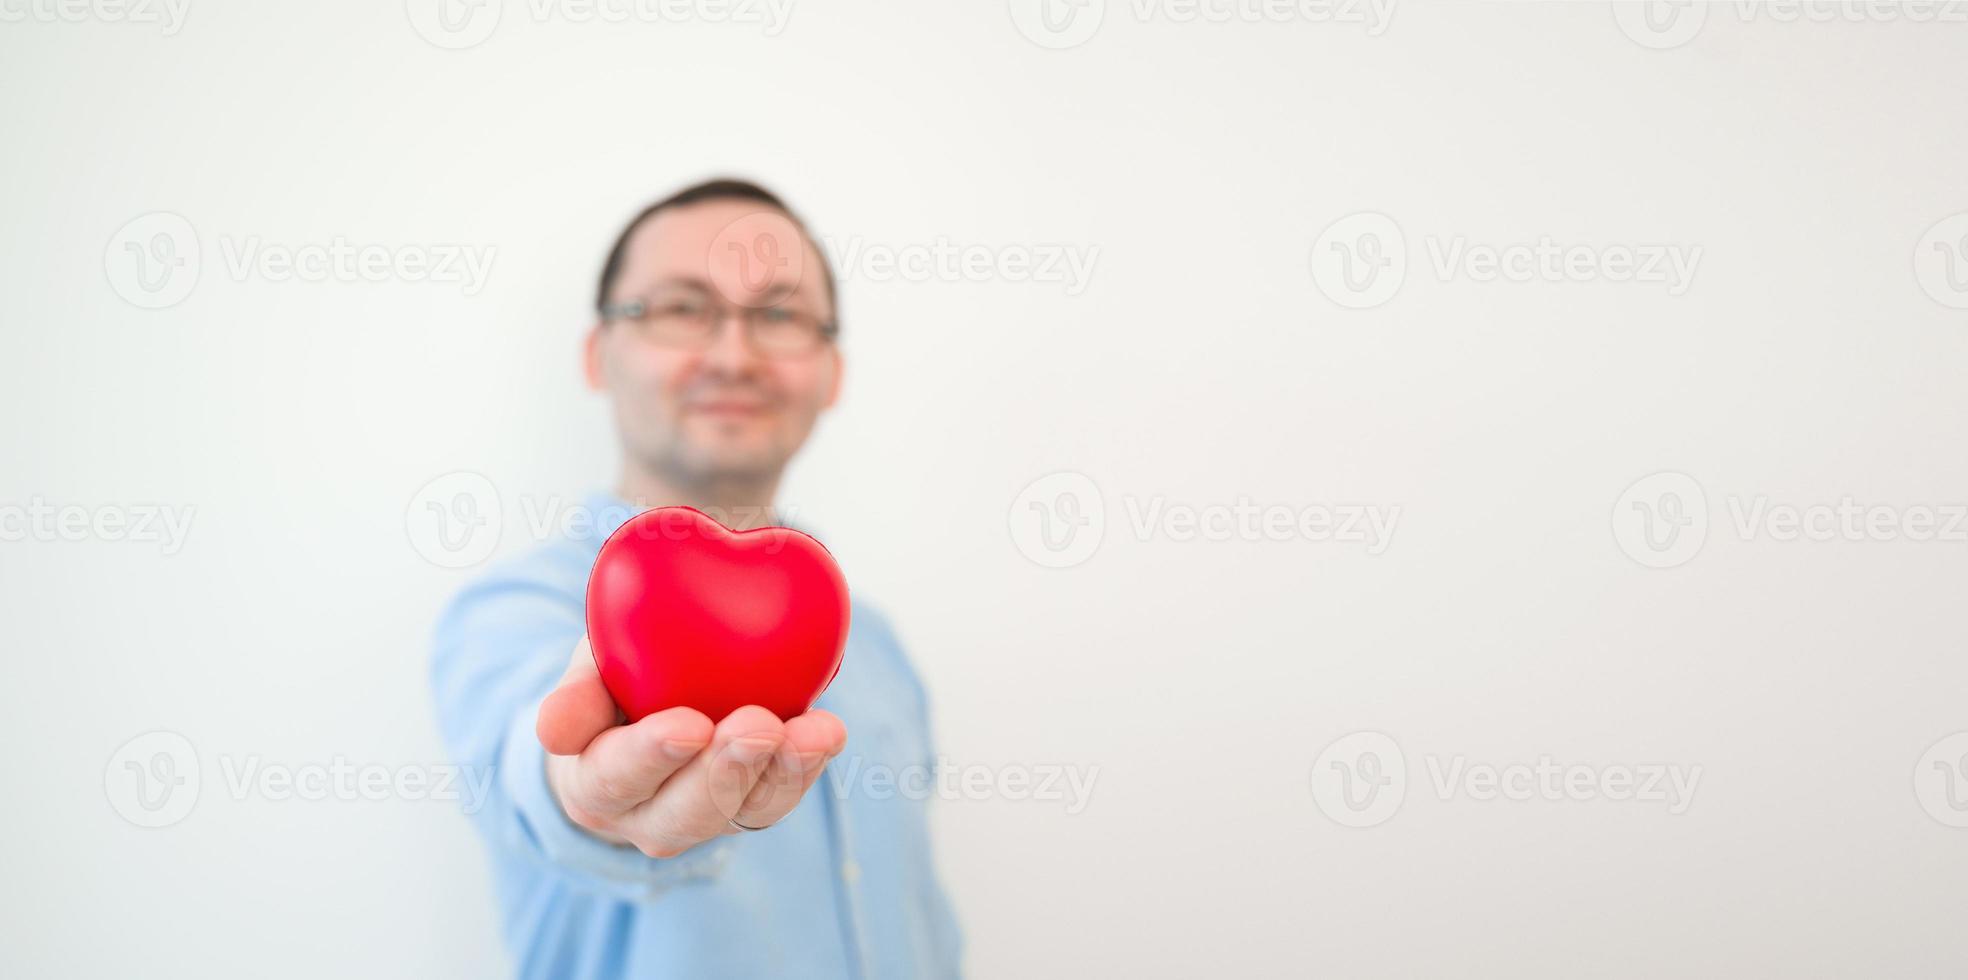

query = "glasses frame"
[598, 293, 839, 357]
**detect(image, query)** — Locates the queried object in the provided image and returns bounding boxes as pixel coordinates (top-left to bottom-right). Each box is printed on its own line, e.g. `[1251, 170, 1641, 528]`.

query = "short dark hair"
[593, 178, 837, 322]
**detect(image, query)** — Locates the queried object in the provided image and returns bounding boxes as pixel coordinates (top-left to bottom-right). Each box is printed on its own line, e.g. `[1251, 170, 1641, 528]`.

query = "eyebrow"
[640, 276, 808, 305]
[641, 276, 715, 294]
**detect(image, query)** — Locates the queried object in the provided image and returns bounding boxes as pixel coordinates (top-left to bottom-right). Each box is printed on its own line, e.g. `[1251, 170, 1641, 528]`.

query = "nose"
[698, 309, 765, 376]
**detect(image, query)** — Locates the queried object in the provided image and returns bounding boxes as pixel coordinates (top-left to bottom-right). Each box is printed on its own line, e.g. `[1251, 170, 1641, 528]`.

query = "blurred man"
[431, 179, 961, 979]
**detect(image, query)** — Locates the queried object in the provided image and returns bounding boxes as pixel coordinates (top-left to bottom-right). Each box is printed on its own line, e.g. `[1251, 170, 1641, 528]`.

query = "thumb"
[536, 637, 621, 756]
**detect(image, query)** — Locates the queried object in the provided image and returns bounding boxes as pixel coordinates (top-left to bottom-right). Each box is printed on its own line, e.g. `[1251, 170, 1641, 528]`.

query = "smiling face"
[585, 197, 841, 497]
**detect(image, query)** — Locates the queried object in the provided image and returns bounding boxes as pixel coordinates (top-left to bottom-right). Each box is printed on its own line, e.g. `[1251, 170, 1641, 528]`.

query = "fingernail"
[661, 739, 702, 761]
[727, 738, 778, 766]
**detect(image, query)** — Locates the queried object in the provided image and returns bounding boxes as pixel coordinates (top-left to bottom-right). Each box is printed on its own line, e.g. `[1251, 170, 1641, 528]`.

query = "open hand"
[535, 637, 847, 857]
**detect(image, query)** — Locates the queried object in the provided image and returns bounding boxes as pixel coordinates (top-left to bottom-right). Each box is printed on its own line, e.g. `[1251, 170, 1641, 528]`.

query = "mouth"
[685, 400, 772, 419]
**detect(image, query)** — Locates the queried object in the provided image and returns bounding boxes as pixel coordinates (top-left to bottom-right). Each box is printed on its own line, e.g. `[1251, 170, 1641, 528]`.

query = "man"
[430, 179, 962, 979]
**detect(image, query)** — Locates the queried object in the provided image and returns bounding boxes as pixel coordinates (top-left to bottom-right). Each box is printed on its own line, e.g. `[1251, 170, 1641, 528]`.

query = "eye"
[758, 306, 797, 324]
[652, 297, 708, 319]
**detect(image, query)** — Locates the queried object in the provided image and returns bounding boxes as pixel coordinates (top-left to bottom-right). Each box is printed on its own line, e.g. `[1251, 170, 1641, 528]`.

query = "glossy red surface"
[585, 506, 850, 723]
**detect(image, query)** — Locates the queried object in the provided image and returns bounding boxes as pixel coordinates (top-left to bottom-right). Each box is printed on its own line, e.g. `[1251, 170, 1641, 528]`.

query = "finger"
[560, 706, 715, 819]
[733, 709, 847, 830]
[631, 706, 784, 852]
[537, 638, 620, 757]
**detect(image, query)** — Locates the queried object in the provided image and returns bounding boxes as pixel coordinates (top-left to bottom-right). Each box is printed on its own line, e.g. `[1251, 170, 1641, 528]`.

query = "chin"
[675, 442, 788, 483]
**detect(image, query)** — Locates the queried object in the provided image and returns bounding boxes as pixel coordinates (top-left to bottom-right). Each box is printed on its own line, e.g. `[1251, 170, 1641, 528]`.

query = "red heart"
[586, 506, 849, 723]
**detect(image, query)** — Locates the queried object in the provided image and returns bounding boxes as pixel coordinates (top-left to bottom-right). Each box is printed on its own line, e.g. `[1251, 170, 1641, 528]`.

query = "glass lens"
[748, 307, 824, 355]
[636, 290, 717, 346]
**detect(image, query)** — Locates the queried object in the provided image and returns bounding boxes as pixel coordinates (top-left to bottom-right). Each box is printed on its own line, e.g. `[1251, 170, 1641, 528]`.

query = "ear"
[582, 322, 606, 391]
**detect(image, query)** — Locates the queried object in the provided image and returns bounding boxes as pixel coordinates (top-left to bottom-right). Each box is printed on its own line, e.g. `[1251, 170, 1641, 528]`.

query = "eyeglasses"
[599, 287, 838, 358]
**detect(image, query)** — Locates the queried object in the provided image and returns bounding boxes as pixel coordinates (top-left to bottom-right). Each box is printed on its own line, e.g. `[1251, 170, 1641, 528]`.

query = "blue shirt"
[430, 493, 963, 979]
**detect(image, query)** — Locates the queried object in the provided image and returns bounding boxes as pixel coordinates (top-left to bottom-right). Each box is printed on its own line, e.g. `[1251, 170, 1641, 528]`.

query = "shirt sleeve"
[849, 604, 968, 973]
[430, 554, 734, 902]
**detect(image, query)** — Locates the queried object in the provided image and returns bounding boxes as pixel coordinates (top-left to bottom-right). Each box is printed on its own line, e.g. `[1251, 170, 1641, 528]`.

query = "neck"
[615, 460, 782, 530]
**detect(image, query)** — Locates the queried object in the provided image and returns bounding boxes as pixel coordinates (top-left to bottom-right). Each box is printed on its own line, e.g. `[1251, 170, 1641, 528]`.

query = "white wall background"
[4, 2, 1968, 977]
